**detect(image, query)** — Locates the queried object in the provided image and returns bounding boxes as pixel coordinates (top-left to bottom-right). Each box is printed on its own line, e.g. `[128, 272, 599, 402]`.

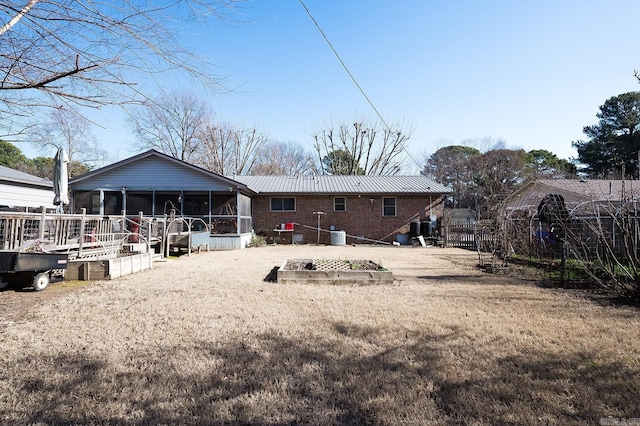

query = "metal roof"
[0, 165, 52, 188]
[232, 175, 451, 194]
[506, 179, 640, 207]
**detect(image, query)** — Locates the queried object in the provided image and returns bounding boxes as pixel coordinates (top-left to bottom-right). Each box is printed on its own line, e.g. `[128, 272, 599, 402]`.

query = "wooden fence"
[444, 221, 501, 252]
[444, 223, 476, 249]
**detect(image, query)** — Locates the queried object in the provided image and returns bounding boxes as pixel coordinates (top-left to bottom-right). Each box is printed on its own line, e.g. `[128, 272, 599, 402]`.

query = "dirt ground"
[0, 277, 85, 327]
[1, 244, 638, 425]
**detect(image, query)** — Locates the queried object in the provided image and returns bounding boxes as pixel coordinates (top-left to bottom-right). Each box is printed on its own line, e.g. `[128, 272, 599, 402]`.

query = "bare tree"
[0, 0, 241, 135]
[571, 197, 640, 301]
[312, 119, 412, 175]
[503, 185, 640, 301]
[129, 90, 211, 162]
[28, 108, 106, 167]
[251, 141, 313, 175]
[197, 123, 268, 175]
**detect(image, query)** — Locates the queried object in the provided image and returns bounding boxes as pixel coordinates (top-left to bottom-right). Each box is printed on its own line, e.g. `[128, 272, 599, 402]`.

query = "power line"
[297, 0, 422, 171]
[297, 0, 389, 130]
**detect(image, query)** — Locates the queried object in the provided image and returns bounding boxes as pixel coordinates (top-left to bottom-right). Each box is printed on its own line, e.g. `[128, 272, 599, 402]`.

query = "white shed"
[0, 165, 55, 211]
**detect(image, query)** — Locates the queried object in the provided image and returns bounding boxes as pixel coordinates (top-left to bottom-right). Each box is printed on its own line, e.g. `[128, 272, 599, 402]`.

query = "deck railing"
[0, 210, 129, 255]
[0, 210, 212, 258]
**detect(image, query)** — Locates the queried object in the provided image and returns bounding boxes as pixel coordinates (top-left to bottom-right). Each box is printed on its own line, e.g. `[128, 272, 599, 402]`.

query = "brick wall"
[252, 194, 446, 245]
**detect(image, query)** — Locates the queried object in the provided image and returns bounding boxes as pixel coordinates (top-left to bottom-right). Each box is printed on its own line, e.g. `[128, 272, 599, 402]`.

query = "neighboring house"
[502, 180, 640, 259]
[503, 179, 640, 218]
[445, 208, 476, 225]
[233, 175, 451, 245]
[68, 150, 255, 249]
[0, 165, 55, 211]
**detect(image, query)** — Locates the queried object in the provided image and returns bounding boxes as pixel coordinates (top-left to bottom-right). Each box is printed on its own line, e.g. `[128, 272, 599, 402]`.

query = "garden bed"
[277, 258, 393, 285]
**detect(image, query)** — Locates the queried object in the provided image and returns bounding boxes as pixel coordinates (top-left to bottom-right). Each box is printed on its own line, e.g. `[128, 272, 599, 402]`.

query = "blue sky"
[20, 0, 640, 172]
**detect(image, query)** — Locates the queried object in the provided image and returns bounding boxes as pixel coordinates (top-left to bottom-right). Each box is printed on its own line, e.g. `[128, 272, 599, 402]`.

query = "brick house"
[234, 175, 451, 245]
[67, 150, 451, 248]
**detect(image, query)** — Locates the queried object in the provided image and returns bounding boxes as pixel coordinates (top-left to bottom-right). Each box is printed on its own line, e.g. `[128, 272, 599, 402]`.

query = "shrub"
[248, 234, 267, 248]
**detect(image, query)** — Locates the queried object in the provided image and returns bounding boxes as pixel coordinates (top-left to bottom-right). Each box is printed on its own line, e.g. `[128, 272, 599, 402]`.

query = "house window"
[334, 197, 346, 212]
[271, 197, 295, 211]
[383, 197, 396, 217]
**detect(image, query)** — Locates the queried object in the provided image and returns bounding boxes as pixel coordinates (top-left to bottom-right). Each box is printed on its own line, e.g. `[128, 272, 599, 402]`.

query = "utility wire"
[297, 0, 422, 171]
[298, 0, 389, 130]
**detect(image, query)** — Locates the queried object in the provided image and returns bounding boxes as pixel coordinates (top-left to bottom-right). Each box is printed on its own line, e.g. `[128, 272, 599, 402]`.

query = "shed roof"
[506, 179, 640, 207]
[504, 179, 640, 217]
[233, 175, 451, 194]
[0, 165, 52, 188]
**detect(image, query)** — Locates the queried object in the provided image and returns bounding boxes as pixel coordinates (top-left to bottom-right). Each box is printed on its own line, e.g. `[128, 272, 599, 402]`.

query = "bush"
[248, 234, 267, 248]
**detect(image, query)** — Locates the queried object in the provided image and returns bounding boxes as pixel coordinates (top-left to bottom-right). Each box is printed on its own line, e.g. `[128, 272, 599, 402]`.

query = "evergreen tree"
[572, 92, 640, 178]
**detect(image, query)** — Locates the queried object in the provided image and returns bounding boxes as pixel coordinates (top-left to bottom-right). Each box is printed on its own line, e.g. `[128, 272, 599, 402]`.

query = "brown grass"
[0, 245, 639, 425]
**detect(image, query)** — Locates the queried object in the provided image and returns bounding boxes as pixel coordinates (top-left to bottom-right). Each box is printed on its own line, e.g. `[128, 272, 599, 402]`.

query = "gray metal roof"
[0, 165, 52, 188]
[233, 175, 451, 194]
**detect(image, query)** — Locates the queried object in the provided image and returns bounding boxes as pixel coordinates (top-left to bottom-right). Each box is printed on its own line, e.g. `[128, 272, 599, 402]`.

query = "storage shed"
[0, 165, 55, 212]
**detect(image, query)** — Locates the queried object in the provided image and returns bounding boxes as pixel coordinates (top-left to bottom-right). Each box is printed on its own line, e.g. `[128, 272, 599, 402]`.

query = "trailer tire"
[0, 280, 7, 290]
[33, 272, 49, 291]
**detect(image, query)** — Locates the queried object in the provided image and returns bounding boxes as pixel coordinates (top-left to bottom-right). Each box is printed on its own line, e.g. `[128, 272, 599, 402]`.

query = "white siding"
[0, 183, 55, 209]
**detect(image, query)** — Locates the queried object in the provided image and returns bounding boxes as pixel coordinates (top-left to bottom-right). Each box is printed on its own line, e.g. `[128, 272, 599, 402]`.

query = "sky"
[17, 0, 640, 173]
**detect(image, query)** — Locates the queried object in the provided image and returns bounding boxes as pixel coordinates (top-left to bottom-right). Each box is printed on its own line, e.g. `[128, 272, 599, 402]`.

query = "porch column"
[235, 190, 240, 235]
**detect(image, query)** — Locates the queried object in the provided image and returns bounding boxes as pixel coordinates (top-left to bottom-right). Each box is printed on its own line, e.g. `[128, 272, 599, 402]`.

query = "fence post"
[39, 206, 46, 240]
[560, 241, 567, 287]
[444, 225, 448, 248]
[79, 208, 86, 257]
[188, 218, 192, 257]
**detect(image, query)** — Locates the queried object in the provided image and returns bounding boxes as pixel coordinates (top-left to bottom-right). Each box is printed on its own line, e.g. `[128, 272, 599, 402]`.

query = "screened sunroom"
[69, 150, 255, 249]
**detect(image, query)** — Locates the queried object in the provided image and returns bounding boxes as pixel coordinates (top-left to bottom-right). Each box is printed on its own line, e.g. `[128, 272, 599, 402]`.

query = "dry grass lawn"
[1, 245, 639, 425]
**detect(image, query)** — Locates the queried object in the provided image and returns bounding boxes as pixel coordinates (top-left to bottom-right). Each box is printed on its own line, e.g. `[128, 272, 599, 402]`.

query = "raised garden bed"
[277, 258, 394, 285]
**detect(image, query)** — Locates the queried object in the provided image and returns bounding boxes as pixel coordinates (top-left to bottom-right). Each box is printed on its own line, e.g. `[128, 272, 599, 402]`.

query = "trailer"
[0, 251, 69, 291]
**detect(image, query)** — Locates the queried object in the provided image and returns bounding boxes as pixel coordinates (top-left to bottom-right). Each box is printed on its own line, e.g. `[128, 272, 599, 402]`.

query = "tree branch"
[0, 0, 39, 36]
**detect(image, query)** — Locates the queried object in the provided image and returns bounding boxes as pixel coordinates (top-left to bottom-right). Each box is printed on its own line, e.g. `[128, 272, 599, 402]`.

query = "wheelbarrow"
[0, 251, 69, 291]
